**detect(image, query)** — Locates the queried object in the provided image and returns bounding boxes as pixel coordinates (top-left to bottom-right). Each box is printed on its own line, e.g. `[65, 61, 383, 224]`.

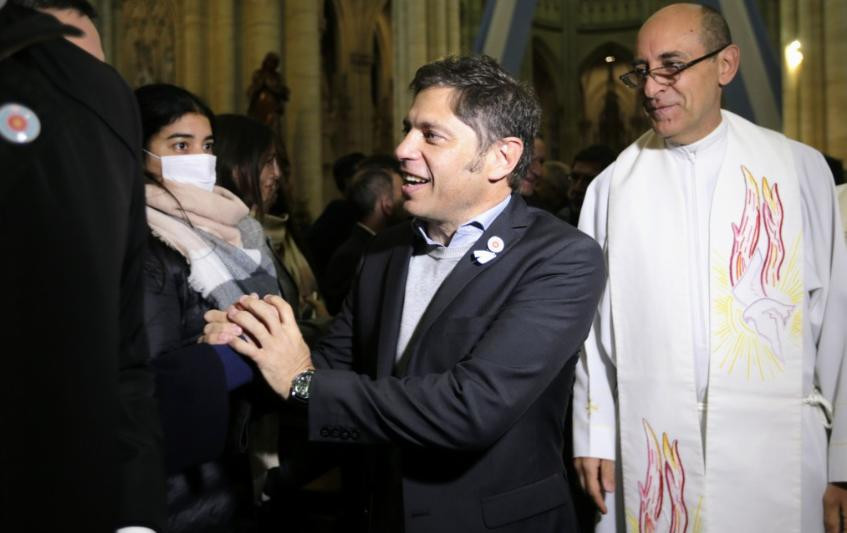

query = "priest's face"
[635, 5, 737, 145]
[395, 86, 511, 242]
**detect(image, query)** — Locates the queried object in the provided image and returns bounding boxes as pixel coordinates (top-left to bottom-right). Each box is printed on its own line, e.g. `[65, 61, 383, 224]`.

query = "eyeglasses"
[619, 44, 730, 89]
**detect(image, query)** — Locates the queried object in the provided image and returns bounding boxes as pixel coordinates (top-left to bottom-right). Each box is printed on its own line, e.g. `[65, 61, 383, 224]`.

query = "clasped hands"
[201, 294, 313, 399]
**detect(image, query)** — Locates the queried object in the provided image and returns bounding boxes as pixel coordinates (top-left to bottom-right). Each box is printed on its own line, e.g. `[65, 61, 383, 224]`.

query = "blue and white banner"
[704, 0, 782, 130]
[473, 0, 539, 76]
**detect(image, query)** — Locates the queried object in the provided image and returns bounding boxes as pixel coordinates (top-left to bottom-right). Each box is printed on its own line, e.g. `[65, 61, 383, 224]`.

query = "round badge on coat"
[0, 103, 41, 144]
[487, 236, 504, 253]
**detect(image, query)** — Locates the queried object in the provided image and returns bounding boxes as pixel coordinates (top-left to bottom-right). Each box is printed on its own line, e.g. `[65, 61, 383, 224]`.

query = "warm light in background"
[604, 55, 615, 63]
[785, 40, 803, 72]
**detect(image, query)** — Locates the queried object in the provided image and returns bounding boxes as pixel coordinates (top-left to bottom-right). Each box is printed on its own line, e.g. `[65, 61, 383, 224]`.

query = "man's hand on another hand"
[203, 294, 313, 399]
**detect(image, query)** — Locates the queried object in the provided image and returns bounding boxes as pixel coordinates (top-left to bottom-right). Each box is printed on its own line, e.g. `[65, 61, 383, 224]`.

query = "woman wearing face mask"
[136, 84, 279, 532]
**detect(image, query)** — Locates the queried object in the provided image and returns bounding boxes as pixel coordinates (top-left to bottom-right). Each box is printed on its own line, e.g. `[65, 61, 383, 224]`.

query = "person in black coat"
[0, 1, 165, 531]
[306, 152, 364, 280]
[322, 165, 404, 315]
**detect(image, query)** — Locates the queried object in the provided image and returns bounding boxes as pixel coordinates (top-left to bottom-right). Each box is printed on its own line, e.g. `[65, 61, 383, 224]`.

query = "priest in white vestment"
[571, 4, 847, 533]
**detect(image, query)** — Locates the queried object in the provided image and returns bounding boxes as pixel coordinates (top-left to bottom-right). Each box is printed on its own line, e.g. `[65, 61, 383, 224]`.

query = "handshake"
[202, 294, 314, 399]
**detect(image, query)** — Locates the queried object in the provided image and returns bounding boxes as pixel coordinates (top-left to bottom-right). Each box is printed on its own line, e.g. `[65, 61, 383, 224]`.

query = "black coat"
[308, 195, 606, 532]
[321, 223, 374, 315]
[0, 4, 165, 531]
[144, 236, 258, 533]
[306, 198, 358, 280]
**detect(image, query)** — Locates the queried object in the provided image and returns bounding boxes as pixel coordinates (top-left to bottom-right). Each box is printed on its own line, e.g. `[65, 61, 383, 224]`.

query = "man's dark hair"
[410, 55, 541, 188]
[358, 153, 401, 175]
[10, 0, 97, 19]
[347, 167, 394, 220]
[699, 5, 732, 51]
[332, 152, 366, 193]
[573, 144, 617, 171]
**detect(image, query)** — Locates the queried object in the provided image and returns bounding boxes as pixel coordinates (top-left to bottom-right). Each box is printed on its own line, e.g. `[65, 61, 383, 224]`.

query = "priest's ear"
[717, 44, 740, 87]
[487, 137, 523, 183]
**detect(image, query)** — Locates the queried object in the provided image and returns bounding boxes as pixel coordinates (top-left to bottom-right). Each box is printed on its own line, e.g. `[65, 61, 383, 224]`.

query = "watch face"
[292, 370, 313, 401]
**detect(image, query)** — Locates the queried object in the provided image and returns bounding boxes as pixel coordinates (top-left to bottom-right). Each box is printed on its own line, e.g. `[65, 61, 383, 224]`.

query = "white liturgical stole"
[608, 111, 803, 533]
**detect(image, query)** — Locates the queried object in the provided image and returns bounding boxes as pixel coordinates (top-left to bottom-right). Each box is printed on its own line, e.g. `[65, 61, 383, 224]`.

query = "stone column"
[207, 0, 236, 113]
[427, 0, 447, 59]
[393, 0, 427, 141]
[285, 0, 323, 219]
[392, 0, 460, 144]
[560, 0, 581, 164]
[781, 0, 797, 140]
[781, 0, 845, 161]
[341, 0, 380, 156]
[348, 50, 375, 155]
[798, 0, 825, 151]
[242, 0, 283, 114]
[175, 0, 207, 99]
[446, 1, 461, 54]
[824, 0, 847, 162]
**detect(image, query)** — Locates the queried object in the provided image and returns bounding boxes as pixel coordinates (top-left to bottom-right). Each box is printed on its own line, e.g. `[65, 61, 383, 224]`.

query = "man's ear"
[488, 137, 524, 183]
[379, 193, 393, 217]
[717, 44, 740, 87]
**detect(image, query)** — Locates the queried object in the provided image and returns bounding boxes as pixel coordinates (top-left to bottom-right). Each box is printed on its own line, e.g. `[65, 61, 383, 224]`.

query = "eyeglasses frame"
[619, 43, 731, 89]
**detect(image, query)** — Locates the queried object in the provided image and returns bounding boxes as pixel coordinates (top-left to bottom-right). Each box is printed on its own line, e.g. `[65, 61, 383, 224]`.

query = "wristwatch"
[289, 369, 315, 403]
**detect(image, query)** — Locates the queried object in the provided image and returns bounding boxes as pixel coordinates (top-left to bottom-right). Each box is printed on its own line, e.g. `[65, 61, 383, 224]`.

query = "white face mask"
[145, 150, 217, 192]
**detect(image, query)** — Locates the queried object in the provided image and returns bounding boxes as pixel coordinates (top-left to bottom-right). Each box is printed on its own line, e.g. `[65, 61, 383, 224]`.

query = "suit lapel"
[376, 230, 413, 377]
[400, 194, 530, 374]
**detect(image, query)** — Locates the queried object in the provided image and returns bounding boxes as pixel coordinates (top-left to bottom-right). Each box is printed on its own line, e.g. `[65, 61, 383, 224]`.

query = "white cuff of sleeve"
[829, 441, 847, 483]
[116, 527, 156, 533]
[572, 419, 616, 460]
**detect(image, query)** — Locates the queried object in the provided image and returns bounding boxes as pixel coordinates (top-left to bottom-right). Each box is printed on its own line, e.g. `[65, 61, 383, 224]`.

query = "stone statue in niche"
[246, 52, 290, 135]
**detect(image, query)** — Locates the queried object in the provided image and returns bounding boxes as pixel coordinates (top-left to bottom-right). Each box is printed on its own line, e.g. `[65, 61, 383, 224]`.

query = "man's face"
[520, 137, 546, 196]
[567, 160, 604, 209]
[395, 87, 508, 235]
[635, 7, 725, 145]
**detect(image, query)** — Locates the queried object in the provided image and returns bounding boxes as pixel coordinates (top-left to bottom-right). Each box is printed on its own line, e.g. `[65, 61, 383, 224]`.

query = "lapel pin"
[0, 103, 41, 144]
[487, 236, 504, 253]
[472, 250, 496, 265]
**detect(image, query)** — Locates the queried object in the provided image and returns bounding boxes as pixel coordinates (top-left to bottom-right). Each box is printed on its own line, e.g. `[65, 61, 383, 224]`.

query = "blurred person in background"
[322, 165, 405, 315]
[557, 145, 616, 226]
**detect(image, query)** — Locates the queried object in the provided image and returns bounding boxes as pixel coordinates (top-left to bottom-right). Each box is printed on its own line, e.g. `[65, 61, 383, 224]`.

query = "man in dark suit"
[205, 55, 605, 532]
[0, 1, 165, 530]
[306, 152, 365, 280]
[322, 165, 404, 314]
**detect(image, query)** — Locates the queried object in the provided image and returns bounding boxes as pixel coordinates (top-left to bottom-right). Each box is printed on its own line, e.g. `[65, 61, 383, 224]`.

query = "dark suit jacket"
[321, 223, 375, 315]
[306, 198, 358, 280]
[308, 194, 605, 532]
[0, 5, 165, 531]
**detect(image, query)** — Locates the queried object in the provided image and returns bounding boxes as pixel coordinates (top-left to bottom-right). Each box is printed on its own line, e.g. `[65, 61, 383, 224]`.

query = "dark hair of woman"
[214, 113, 276, 221]
[135, 83, 215, 181]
